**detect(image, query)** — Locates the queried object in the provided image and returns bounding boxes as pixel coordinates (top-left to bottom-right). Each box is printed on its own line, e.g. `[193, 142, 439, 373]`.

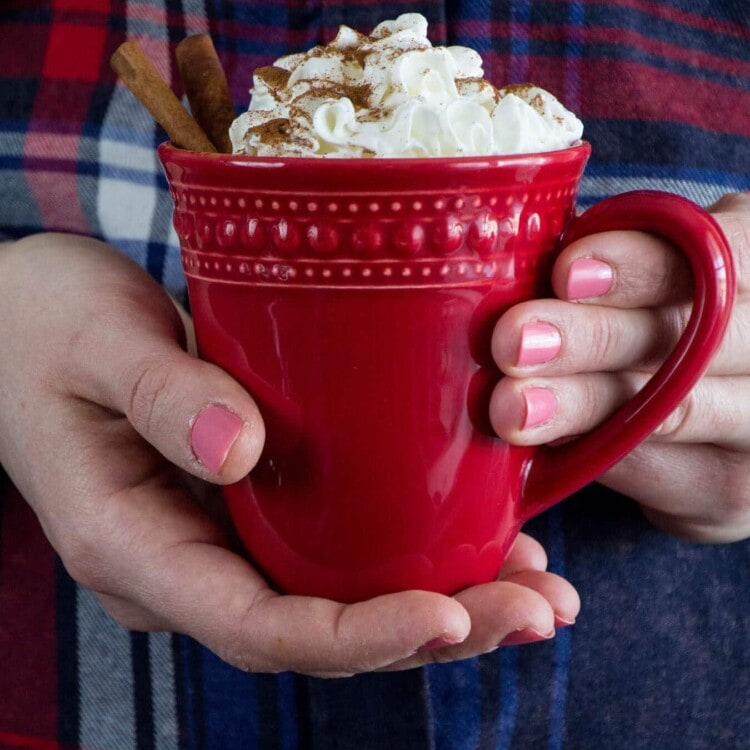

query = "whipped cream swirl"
[229, 13, 584, 158]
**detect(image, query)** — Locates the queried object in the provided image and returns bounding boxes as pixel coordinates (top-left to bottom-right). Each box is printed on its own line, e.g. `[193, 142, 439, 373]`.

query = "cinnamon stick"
[111, 40, 216, 153]
[176, 34, 236, 154]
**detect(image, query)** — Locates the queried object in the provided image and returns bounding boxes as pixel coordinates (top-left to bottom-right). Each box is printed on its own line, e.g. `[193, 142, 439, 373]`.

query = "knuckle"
[579, 375, 609, 423]
[58, 528, 111, 592]
[586, 315, 617, 366]
[124, 355, 178, 437]
[623, 254, 676, 303]
[322, 604, 377, 674]
[648, 306, 691, 367]
[654, 386, 742, 444]
[218, 590, 280, 672]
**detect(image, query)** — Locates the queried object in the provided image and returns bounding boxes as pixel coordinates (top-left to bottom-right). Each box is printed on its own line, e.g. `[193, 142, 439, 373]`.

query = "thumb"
[122, 349, 266, 483]
[74, 288, 265, 484]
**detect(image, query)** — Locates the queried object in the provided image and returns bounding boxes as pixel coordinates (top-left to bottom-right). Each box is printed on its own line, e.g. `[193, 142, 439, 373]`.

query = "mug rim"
[158, 139, 592, 172]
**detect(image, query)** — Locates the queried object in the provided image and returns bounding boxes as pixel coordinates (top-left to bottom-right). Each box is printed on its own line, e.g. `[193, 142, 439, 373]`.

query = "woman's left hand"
[490, 192, 750, 543]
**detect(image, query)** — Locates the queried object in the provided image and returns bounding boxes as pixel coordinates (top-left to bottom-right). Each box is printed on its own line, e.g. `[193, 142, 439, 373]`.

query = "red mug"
[159, 141, 734, 603]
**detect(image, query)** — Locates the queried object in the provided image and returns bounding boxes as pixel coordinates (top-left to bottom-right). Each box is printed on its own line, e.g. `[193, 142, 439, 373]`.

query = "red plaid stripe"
[0, 483, 59, 746]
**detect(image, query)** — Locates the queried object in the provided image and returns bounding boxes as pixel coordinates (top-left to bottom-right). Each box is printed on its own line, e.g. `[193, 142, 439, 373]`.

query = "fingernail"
[190, 404, 244, 473]
[522, 387, 557, 429]
[498, 627, 555, 647]
[517, 322, 562, 367]
[566, 258, 613, 300]
[554, 615, 576, 628]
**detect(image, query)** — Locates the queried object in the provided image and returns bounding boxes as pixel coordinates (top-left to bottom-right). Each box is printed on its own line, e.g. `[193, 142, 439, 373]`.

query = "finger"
[552, 195, 750, 305]
[492, 367, 750, 450]
[551, 230, 693, 307]
[493, 211, 745, 381]
[117, 352, 265, 484]
[498, 532, 548, 577]
[709, 191, 750, 215]
[437, 580, 556, 660]
[111, 351, 264, 485]
[383, 579, 560, 670]
[507, 569, 581, 625]
[86, 486, 470, 675]
[489, 372, 627, 446]
[601, 442, 750, 543]
[137, 544, 471, 675]
[710, 193, 750, 295]
[63, 281, 264, 484]
[60, 459, 473, 676]
[647, 375, 750, 451]
[501, 570, 580, 626]
[492, 299, 674, 378]
[22, 234, 264, 484]
[97, 592, 172, 632]
[494, 290, 750, 379]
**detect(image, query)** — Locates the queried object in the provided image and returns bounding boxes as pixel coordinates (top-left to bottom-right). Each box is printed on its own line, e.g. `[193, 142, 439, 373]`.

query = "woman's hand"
[0, 233, 579, 676]
[491, 192, 750, 543]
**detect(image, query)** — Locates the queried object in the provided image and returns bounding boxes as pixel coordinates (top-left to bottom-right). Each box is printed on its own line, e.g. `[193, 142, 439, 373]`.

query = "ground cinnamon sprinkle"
[530, 94, 545, 112]
[255, 66, 292, 91]
[248, 118, 291, 147]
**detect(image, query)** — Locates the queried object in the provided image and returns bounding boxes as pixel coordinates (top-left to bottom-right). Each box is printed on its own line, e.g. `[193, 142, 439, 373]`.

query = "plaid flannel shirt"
[1, 1, 749, 749]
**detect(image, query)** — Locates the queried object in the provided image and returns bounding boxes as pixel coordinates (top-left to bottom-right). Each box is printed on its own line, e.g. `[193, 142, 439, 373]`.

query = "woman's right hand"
[0, 233, 579, 676]
[490, 193, 750, 543]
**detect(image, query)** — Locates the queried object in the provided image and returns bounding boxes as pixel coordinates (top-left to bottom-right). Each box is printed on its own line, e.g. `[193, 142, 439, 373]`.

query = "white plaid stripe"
[78, 586, 137, 750]
[579, 174, 750, 208]
[150, 633, 181, 750]
[98, 86, 162, 268]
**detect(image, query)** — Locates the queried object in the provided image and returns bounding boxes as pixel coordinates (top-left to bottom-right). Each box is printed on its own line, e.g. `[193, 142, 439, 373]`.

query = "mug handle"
[518, 190, 735, 521]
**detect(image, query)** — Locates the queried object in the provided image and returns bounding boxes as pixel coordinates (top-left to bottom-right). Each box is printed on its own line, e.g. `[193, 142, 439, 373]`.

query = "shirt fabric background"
[0, 1, 749, 749]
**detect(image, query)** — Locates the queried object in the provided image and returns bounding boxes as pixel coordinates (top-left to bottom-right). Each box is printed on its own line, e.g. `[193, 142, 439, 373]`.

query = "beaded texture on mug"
[172, 184, 578, 288]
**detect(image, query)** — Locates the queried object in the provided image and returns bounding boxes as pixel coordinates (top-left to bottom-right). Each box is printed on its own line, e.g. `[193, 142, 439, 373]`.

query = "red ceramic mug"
[159, 141, 734, 603]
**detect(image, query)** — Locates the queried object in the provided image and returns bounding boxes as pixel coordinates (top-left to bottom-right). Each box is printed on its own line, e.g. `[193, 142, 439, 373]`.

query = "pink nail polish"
[517, 322, 562, 366]
[190, 404, 244, 473]
[498, 627, 555, 647]
[522, 388, 557, 429]
[554, 615, 576, 628]
[566, 258, 613, 300]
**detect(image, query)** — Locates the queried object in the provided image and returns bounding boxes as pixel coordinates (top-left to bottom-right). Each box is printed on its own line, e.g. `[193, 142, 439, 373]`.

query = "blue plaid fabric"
[1, 1, 749, 749]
